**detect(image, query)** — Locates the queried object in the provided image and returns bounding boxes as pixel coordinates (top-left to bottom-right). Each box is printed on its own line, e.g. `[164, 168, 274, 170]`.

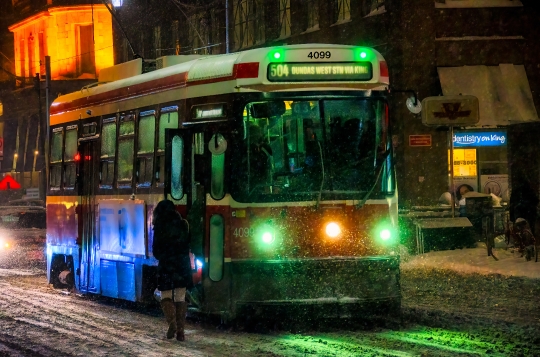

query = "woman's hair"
[456, 184, 474, 200]
[152, 199, 177, 226]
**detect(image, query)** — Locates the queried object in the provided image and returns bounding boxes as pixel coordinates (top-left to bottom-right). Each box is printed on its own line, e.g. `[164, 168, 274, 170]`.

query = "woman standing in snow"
[152, 199, 192, 341]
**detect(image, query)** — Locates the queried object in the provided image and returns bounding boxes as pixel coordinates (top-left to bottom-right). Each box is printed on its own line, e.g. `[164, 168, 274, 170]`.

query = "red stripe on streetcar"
[50, 62, 260, 116]
[234, 62, 260, 78]
[379, 61, 389, 78]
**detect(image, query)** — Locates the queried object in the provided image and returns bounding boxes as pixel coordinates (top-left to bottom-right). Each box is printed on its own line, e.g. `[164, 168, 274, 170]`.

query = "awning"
[437, 64, 539, 127]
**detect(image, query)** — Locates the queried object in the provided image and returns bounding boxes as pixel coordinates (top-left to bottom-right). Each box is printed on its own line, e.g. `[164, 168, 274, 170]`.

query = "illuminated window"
[137, 112, 155, 188]
[156, 108, 179, 186]
[278, 0, 291, 39]
[50, 128, 63, 190]
[51, 130, 63, 164]
[306, 0, 320, 30]
[333, 0, 351, 23]
[64, 128, 78, 188]
[233, 0, 265, 50]
[118, 115, 135, 187]
[112, 0, 123, 6]
[100, 118, 117, 188]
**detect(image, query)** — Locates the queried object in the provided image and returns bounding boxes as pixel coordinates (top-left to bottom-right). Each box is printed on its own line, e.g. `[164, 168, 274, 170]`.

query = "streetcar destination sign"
[267, 62, 373, 82]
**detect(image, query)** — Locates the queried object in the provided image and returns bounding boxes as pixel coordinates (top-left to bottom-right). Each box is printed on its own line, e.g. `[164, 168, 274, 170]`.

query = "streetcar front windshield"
[231, 98, 389, 202]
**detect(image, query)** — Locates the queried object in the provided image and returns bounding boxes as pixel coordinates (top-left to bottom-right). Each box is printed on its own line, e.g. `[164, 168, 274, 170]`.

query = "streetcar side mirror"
[250, 102, 286, 118]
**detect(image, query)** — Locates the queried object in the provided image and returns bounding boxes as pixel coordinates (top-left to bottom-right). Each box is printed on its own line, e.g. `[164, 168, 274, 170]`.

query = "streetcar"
[46, 44, 400, 320]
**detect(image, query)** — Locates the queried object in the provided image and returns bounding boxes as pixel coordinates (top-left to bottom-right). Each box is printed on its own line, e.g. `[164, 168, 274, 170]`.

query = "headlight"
[325, 222, 342, 238]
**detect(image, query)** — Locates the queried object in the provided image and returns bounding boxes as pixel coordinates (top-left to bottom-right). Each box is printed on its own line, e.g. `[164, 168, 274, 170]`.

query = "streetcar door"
[166, 128, 229, 314]
[77, 137, 99, 294]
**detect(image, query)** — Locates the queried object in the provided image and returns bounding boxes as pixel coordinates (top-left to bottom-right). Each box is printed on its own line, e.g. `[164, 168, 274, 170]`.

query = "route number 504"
[233, 227, 254, 237]
[269, 64, 289, 78]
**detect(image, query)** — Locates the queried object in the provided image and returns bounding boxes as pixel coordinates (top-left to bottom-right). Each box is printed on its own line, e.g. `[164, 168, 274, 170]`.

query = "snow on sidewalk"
[401, 244, 540, 279]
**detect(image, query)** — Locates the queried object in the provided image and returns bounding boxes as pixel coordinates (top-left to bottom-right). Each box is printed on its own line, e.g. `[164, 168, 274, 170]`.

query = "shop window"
[100, 118, 116, 188]
[137, 111, 156, 188]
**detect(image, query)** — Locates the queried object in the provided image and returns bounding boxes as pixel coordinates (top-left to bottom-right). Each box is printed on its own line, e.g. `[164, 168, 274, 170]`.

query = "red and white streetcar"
[46, 44, 400, 320]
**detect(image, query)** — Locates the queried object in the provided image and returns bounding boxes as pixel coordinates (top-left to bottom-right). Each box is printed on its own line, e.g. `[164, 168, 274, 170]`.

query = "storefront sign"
[409, 135, 432, 147]
[453, 132, 507, 147]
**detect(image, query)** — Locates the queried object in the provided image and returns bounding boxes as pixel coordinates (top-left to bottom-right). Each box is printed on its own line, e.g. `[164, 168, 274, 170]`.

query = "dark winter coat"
[152, 200, 193, 291]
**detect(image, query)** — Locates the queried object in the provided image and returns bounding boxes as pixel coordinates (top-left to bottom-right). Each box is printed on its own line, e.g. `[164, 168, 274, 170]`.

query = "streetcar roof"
[50, 44, 389, 125]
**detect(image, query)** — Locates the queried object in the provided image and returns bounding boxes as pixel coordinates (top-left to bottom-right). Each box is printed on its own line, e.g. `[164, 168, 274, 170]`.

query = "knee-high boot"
[160, 298, 177, 339]
[175, 302, 187, 341]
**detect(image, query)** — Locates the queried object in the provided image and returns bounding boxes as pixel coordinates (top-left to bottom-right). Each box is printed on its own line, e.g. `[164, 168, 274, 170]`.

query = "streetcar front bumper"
[229, 255, 401, 319]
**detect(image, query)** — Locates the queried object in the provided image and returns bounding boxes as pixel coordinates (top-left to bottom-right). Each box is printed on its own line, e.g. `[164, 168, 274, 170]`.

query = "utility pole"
[33, 72, 42, 188]
[44, 56, 51, 199]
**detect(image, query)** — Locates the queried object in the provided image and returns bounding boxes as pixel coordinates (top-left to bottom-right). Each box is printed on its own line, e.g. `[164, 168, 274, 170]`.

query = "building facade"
[112, 0, 540, 208]
[0, 0, 114, 198]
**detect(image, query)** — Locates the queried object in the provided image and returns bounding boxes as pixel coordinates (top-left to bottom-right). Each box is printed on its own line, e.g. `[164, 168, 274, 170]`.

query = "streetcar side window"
[136, 112, 156, 188]
[63, 128, 78, 189]
[156, 110, 179, 186]
[118, 115, 135, 188]
[100, 118, 117, 188]
[49, 128, 63, 190]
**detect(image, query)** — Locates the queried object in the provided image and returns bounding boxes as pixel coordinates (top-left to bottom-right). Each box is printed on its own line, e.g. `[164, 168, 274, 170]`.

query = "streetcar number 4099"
[308, 51, 331, 59]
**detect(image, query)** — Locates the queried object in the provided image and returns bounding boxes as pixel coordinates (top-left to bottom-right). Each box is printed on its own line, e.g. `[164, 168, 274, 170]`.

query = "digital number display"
[267, 62, 373, 82]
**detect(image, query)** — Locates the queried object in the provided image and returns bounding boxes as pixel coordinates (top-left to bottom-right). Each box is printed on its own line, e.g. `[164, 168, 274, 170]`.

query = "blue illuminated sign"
[453, 132, 507, 147]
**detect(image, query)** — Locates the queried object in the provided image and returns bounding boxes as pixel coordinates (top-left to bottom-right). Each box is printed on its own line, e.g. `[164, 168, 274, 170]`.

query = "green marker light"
[273, 52, 281, 59]
[380, 228, 391, 241]
[262, 231, 274, 244]
[360, 51, 367, 59]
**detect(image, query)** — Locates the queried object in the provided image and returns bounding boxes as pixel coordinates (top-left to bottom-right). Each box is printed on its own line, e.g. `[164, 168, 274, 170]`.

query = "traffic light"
[33, 73, 40, 93]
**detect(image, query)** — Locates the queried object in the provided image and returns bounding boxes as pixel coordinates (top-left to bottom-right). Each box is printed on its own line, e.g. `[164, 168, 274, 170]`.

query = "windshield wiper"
[315, 141, 325, 209]
[355, 149, 391, 209]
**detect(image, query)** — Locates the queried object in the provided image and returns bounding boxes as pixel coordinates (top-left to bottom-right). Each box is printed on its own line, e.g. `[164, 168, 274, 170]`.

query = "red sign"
[0, 175, 21, 190]
[409, 135, 432, 147]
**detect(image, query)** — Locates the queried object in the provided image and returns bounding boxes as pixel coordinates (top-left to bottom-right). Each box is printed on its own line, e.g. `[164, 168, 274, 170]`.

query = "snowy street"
[0, 229, 539, 356]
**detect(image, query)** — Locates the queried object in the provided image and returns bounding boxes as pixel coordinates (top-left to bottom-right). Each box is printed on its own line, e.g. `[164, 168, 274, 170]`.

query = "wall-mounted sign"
[453, 131, 507, 147]
[480, 174, 508, 200]
[267, 62, 373, 82]
[409, 134, 432, 147]
[421, 95, 479, 126]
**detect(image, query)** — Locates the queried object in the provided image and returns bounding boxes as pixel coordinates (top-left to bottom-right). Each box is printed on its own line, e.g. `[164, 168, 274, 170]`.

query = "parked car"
[0, 199, 46, 229]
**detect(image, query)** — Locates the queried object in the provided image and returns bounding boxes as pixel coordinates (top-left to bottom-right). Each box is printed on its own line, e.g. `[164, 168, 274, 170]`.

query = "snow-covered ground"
[402, 243, 540, 279]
